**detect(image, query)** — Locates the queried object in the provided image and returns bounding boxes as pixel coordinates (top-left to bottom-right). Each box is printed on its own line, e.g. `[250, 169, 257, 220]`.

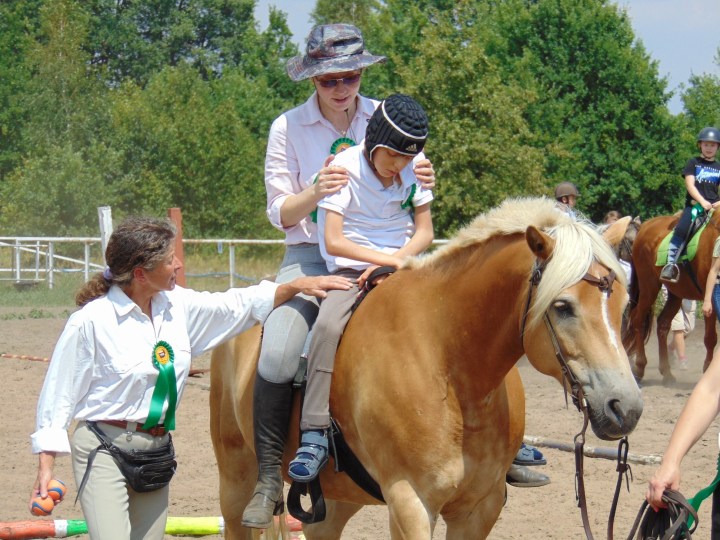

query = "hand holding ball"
[30, 495, 54, 516]
[30, 478, 67, 516]
[47, 478, 67, 502]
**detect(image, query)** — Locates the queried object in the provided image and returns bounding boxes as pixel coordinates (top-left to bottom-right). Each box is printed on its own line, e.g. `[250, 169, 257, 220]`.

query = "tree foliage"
[0, 0, 716, 238]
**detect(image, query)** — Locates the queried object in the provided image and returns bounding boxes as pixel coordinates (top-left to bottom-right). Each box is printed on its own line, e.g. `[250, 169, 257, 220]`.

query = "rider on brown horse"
[661, 127, 720, 283]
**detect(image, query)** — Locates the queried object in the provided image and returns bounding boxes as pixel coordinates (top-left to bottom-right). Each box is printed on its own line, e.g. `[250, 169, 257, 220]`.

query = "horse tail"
[621, 260, 653, 358]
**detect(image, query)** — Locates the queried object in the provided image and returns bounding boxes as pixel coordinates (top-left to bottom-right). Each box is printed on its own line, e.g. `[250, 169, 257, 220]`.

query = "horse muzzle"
[583, 371, 644, 440]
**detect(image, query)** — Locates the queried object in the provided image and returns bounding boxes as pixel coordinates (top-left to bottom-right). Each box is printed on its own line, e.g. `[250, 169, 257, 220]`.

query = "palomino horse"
[623, 211, 720, 383]
[210, 197, 643, 540]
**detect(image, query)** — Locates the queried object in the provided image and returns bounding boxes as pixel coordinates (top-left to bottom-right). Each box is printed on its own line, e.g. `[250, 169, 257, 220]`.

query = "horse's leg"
[385, 482, 434, 539]
[443, 486, 505, 540]
[209, 339, 258, 540]
[630, 278, 661, 381]
[657, 294, 682, 384]
[303, 500, 363, 540]
[704, 313, 717, 372]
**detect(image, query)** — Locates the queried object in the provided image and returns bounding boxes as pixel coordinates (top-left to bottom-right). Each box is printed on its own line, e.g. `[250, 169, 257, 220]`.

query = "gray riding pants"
[258, 244, 328, 384]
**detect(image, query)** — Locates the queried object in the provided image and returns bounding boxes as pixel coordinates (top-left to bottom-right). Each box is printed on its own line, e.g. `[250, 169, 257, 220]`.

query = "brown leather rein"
[521, 261, 631, 540]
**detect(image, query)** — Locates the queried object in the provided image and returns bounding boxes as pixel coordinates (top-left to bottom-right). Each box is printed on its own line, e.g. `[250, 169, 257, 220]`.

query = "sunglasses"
[316, 74, 362, 88]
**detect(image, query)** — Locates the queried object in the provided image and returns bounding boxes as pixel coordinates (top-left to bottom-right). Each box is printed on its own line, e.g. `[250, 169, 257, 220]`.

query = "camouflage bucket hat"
[286, 24, 386, 82]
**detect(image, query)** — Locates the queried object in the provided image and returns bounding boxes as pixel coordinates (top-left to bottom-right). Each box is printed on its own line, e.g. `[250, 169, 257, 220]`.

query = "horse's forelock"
[527, 219, 627, 328]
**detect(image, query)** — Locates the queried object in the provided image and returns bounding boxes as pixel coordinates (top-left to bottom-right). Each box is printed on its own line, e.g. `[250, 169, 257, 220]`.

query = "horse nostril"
[604, 398, 624, 429]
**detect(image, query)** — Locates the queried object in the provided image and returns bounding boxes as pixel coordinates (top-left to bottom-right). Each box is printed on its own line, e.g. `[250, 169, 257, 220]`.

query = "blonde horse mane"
[406, 197, 626, 328]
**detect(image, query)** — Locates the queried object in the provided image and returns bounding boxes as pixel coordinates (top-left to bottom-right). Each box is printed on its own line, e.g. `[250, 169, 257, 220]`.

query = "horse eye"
[553, 300, 574, 319]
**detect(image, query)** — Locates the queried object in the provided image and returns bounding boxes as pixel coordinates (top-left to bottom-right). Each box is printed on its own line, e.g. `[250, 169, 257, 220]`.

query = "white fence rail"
[1, 236, 448, 290]
[0, 237, 285, 289]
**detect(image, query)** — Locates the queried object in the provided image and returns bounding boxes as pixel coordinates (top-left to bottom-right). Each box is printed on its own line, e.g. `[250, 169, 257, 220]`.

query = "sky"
[254, 0, 720, 115]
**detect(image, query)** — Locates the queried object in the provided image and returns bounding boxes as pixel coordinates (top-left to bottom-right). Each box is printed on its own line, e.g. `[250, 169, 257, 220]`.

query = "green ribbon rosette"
[143, 340, 177, 431]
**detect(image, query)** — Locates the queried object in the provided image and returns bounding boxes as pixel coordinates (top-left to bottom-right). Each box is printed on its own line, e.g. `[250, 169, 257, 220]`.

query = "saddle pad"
[655, 221, 709, 266]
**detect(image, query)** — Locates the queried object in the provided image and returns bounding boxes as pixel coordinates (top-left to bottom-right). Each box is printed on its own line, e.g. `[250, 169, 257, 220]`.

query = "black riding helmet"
[697, 127, 720, 144]
[365, 94, 428, 161]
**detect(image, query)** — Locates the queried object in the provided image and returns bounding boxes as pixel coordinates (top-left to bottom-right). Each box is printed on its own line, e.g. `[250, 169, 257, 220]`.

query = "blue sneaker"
[513, 443, 546, 466]
[288, 430, 329, 482]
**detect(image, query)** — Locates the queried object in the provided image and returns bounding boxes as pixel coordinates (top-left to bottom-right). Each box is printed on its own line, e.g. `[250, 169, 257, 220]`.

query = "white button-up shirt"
[31, 281, 277, 454]
[264, 92, 379, 244]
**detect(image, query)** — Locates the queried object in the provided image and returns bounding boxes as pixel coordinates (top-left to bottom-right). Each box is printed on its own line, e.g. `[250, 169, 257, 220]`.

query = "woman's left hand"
[291, 275, 353, 299]
[413, 158, 436, 190]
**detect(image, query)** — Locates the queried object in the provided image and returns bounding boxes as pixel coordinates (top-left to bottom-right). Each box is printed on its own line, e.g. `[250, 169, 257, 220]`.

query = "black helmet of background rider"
[697, 127, 720, 147]
[554, 181, 579, 201]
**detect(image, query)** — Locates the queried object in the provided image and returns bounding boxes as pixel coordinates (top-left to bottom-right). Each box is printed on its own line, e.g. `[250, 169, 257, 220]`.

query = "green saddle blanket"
[656, 221, 709, 266]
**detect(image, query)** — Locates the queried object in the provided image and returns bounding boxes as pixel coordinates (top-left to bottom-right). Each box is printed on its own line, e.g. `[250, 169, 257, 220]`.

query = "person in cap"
[554, 181, 580, 219]
[244, 24, 437, 528]
[661, 127, 720, 283]
[286, 94, 435, 482]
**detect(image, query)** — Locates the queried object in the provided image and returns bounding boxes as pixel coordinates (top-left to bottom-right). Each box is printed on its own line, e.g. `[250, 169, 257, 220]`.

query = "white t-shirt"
[317, 143, 433, 272]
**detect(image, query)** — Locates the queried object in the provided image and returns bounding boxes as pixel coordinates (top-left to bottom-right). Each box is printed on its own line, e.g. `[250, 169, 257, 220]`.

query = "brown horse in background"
[623, 210, 720, 383]
[210, 197, 643, 540]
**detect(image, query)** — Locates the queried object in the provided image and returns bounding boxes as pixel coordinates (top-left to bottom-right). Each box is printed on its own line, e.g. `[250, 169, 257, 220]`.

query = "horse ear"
[633, 216, 642, 224]
[603, 216, 631, 247]
[526, 226, 555, 261]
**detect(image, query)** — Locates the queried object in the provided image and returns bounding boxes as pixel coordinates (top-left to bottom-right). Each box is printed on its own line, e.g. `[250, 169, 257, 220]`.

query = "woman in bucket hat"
[243, 24, 437, 529]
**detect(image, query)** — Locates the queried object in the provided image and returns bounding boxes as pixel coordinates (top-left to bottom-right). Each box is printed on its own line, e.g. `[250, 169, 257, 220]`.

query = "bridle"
[520, 260, 631, 540]
[616, 223, 638, 264]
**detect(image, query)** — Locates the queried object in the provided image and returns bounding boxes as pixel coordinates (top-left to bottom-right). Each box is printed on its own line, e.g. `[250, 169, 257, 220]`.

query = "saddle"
[656, 212, 710, 266]
[287, 266, 396, 524]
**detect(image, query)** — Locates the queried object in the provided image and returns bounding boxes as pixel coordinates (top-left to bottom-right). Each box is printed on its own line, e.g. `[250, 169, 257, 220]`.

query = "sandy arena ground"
[2, 305, 719, 539]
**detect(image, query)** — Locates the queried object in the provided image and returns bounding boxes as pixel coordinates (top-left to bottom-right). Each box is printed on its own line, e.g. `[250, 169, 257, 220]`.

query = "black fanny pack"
[77, 421, 177, 498]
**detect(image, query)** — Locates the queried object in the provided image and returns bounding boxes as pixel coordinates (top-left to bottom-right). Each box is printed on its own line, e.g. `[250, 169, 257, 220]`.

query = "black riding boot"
[241, 374, 293, 529]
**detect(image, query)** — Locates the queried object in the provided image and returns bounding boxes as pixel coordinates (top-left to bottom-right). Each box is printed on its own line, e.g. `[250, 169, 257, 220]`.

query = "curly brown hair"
[75, 217, 176, 307]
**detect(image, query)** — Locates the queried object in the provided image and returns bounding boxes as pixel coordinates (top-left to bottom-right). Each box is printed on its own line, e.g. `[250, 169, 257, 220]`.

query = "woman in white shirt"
[245, 23, 436, 528]
[29, 216, 350, 540]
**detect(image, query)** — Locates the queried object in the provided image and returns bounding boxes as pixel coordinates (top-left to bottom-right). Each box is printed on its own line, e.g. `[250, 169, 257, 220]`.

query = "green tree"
[106, 65, 276, 238]
[488, 0, 683, 219]
[681, 71, 720, 149]
[0, 0, 44, 180]
[397, 2, 546, 234]
[0, 0, 114, 235]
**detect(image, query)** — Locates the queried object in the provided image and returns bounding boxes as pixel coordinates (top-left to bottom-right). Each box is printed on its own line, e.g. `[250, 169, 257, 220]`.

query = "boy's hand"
[711, 200, 720, 209]
[703, 301, 714, 318]
[358, 260, 402, 289]
[413, 158, 436, 189]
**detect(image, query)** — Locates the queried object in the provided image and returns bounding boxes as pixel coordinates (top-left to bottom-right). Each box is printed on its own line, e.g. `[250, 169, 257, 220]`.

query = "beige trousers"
[71, 421, 170, 540]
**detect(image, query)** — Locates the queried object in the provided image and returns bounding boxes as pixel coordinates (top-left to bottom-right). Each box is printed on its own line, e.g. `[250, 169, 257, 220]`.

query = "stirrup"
[660, 263, 679, 283]
[288, 430, 329, 482]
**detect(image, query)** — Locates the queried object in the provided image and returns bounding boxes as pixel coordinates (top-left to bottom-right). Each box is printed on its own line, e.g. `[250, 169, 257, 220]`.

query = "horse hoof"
[662, 373, 676, 385]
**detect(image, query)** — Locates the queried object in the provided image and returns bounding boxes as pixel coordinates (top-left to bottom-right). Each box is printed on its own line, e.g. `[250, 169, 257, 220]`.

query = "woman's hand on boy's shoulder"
[413, 158, 436, 190]
[313, 164, 350, 198]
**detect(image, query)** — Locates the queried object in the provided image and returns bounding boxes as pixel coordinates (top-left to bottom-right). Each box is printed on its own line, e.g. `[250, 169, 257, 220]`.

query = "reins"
[521, 261, 630, 540]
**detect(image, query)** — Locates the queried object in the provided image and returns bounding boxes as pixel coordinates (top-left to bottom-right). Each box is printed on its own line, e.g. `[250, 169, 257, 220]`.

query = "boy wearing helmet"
[554, 181, 580, 219]
[661, 127, 720, 283]
[287, 94, 434, 482]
